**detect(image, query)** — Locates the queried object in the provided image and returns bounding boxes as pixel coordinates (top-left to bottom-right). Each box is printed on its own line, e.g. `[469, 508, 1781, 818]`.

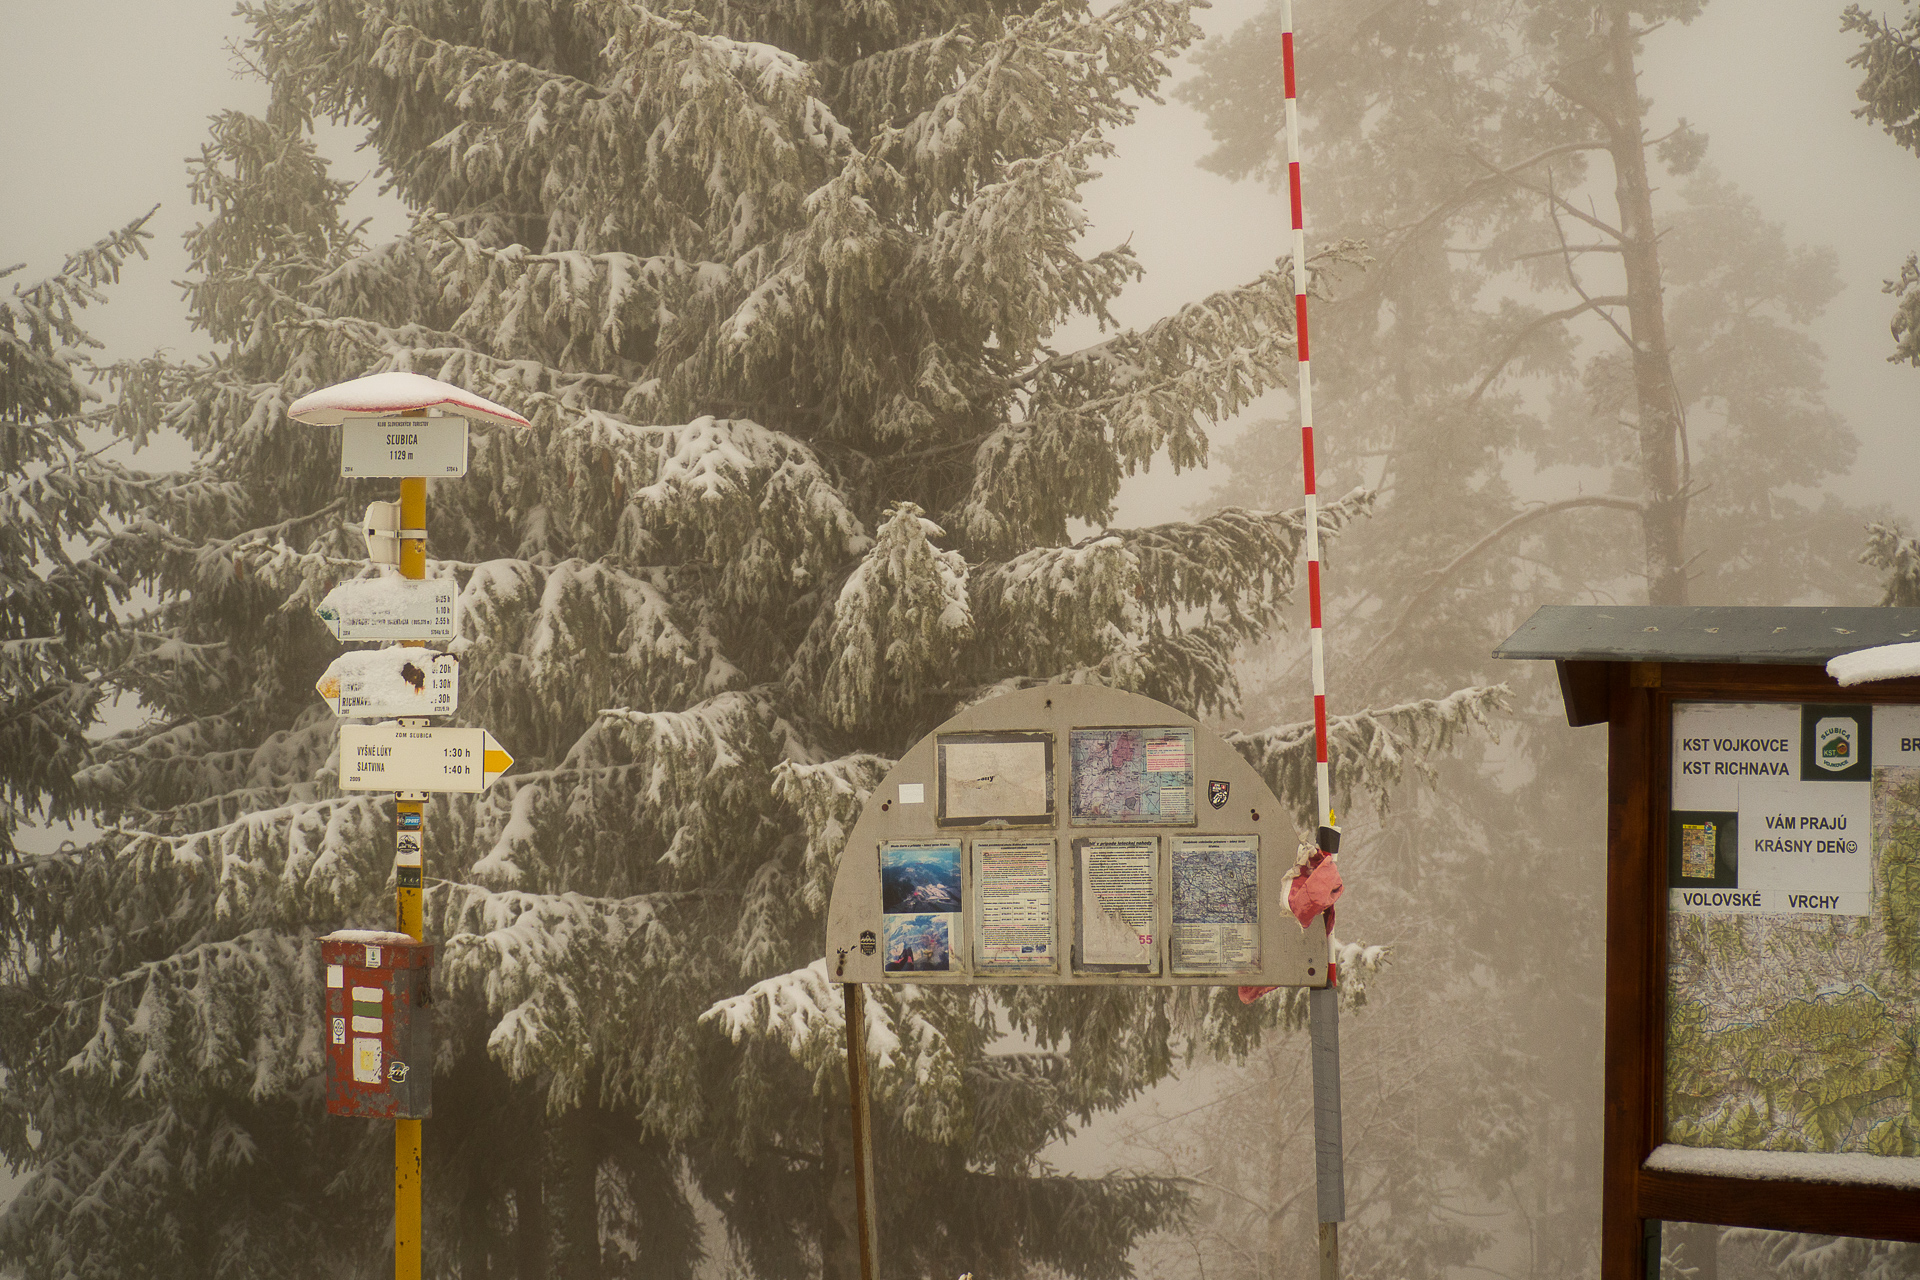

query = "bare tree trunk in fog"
[462, 1176, 495, 1280]
[822, 1089, 861, 1280]
[1601, 3, 1691, 605]
[513, 1140, 549, 1280]
[559, 1102, 605, 1280]
[1548, 2, 1693, 603]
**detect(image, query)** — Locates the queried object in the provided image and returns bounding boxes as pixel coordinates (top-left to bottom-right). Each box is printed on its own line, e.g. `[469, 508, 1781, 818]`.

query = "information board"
[1665, 700, 1920, 1156]
[823, 684, 1325, 988]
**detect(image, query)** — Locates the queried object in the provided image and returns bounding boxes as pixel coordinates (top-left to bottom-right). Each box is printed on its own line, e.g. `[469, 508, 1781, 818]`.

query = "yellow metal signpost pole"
[394, 422, 427, 1280]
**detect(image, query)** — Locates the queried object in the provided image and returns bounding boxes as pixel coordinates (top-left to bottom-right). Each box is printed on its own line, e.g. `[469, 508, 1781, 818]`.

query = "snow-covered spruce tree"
[1845, 1, 1920, 367]
[0, 214, 157, 876]
[1, 4, 1494, 1278]
[1862, 522, 1920, 607]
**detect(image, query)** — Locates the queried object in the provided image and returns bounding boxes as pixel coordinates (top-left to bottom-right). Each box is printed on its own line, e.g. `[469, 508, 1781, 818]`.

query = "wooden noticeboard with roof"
[1496, 606, 1920, 1279]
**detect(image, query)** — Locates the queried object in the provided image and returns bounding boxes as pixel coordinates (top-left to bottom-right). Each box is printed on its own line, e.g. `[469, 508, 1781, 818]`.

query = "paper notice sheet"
[1171, 834, 1260, 975]
[938, 732, 1055, 825]
[974, 840, 1056, 971]
[1073, 837, 1159, 973]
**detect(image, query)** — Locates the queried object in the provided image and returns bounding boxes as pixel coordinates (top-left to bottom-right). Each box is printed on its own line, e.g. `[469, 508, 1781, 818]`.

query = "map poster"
[1170, 834, 1260, 976]
[1664, 702, 1920, 1158]
[1068, 726, 1196, 825]
[1072, 837, 1159, 974]
[880, 840, 962, 973]
[1670, 702, 1872, 915]
[973, 840, 1057, 971]
[937, 731, 1054, 826]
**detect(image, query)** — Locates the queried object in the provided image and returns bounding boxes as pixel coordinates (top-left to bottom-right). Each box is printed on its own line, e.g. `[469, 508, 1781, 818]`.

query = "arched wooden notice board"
[822, 684, 1334, 1279]
[1497, 605, 1920, 1280]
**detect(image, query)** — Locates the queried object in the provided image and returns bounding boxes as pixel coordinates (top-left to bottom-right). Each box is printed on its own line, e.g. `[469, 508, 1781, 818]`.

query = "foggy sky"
[4, 0, 1917, 534]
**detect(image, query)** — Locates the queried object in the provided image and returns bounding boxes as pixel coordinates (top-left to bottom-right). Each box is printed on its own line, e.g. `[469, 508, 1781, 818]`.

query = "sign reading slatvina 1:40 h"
[338, 723, 514, 793]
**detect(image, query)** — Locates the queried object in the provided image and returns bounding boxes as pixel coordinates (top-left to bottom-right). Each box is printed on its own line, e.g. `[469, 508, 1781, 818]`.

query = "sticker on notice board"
[1669, 702, 1871, 916]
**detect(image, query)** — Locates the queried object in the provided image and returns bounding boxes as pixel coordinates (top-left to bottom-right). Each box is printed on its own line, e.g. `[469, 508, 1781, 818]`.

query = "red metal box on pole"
[320, 930, 434, 1119]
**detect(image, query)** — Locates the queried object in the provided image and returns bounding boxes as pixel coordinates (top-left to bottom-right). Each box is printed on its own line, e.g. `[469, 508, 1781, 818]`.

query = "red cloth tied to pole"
[1238, 848, 1344, 1003]
[1288, 848, 1344, 931]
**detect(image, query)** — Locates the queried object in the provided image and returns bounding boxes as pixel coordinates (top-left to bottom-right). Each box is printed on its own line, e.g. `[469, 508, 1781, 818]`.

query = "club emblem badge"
[1208, 779, 1230, 809]
[1814, 716, 1858, 773]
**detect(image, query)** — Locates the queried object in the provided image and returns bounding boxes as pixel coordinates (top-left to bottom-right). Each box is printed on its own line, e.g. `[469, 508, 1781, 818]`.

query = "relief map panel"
[1664, 702, 1920, 1157]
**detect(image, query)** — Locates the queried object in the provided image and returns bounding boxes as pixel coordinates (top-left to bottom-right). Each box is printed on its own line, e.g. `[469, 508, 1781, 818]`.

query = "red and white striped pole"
[1283, 0, 1330, 827]
[1282, 4, 1347, 1277]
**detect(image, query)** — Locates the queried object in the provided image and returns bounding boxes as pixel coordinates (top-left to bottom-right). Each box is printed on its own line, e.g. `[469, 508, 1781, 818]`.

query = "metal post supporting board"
[1311, 983, 1345, 1280]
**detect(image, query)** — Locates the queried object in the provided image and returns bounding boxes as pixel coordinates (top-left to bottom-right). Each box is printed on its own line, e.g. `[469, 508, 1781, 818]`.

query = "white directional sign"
[340, 416, 469, 478]
[316, 577, 457, 642]
[317, 647, 459, 718]
[337, 723, 515, 793]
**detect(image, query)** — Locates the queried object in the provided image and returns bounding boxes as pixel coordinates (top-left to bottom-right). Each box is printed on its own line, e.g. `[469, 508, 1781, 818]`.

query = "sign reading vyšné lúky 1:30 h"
[1668, 701, 1920, 916]
[338, 723, 514, 793]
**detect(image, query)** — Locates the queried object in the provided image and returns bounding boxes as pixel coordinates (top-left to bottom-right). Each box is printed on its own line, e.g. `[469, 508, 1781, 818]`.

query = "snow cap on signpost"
[290, 371, 531, 482]
[287, 370, 531, 429]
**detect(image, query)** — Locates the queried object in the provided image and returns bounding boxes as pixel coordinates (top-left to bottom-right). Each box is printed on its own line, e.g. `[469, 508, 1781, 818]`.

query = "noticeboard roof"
[1494, 605, 1920, 665]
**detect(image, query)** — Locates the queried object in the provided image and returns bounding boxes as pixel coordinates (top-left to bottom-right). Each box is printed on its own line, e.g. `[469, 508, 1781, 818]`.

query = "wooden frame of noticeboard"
[1498, 606, 1920, 1280]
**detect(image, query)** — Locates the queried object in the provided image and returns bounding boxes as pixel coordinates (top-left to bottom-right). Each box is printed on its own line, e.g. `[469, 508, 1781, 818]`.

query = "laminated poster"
[1069, 727, 1195, 825]
[880, 840, 962, 974]
[1668, 702, 1879, 917]
[1662, 701, 1920, 1159]
[973, 840, 1056, 971]
[1073, 837, 1159, 974]
[1170, 834, 1260, 976]
[937, 732, 1054, 826]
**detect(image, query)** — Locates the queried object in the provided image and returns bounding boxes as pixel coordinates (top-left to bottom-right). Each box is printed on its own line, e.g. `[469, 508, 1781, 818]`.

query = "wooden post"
[842, 982, 880, 1280]
[1602, 663, 1657, 1280]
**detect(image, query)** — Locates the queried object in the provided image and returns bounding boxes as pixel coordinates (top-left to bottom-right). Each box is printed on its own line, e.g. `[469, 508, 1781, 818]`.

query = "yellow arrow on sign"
[484, 746, 514, 777]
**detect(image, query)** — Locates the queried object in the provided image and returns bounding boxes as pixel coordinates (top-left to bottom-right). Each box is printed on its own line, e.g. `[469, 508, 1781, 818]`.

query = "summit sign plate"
[340, 417, 468, 478]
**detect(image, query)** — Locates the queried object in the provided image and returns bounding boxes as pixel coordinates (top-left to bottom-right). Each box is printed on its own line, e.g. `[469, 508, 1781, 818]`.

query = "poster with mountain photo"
[881, 840, 963, 972]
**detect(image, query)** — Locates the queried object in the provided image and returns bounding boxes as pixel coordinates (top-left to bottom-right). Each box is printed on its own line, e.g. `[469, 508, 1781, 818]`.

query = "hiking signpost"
[822, 683, 1344, 1280]
[291, 371, 528, 1280]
